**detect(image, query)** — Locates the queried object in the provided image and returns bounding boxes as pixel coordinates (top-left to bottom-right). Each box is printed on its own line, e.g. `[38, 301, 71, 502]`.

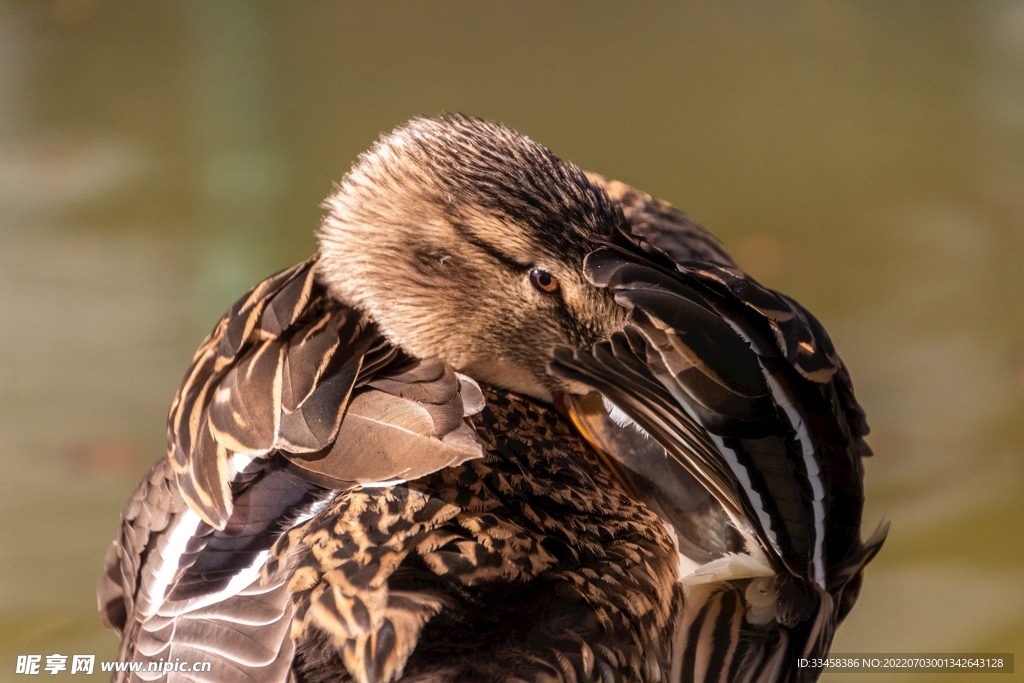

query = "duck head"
[318, 115, 627, 401]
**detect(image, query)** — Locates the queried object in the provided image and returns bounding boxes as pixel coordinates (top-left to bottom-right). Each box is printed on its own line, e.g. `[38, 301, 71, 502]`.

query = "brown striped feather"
[164, 259, 483, 529]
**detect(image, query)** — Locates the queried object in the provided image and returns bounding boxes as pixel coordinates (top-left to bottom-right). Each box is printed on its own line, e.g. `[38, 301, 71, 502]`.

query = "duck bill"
[554, 387, 749, 565]
[554, 391, 644, 501]
[549, 334, 749, 518]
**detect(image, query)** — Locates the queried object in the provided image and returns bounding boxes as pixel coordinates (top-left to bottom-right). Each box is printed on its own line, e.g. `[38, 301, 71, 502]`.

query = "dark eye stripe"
[449, 220, 531, 271]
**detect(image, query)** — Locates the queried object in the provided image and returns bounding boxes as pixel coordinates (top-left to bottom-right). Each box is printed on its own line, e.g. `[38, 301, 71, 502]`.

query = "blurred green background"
[1, 2, 1022, 681]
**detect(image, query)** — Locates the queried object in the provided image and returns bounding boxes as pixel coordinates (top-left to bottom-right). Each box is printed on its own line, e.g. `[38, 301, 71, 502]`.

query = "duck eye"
[528, 270, 561, 294]
[529, 269, 560, 294]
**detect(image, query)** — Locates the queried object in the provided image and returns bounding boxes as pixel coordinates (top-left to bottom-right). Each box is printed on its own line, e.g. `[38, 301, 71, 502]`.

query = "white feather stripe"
[226, 451, 256, 480]
[761, 367, 826, 588]
[636, 332, 780, 545]
[680, 552, 775, 586]
[639, 329, 782, 554]
[134, 508, 204, 620]
[359, 479, 408, 488]
[602, 396, 651, 437]
[301, 494, 336, 522]
[707, 432, 779, 548]
[157, 550, 272, 619]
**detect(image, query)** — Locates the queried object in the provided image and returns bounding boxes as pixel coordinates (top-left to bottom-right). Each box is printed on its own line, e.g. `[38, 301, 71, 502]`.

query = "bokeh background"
[1, 2, 1022, 681]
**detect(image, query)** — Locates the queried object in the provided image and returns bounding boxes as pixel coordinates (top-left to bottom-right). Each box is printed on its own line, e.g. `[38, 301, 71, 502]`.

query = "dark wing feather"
[167, 465, 330, 602]
[586, 172, 737, 268]
[552, 183, 884, 682]
[103, 258, 486, 681]
[551, 336, 754, 545]
[166, 258, 482, 529]
[557, 239, 872, 586]
[654, 259, 870, 580]
[168, 259, 324, 527]
[559, 393, 741, 565]
[98, 458, 306, 683]
[98, 460, 189, 636]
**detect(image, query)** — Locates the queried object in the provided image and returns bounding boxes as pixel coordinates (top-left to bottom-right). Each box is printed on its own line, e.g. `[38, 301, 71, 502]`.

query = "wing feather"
[284, 361, 484, 489]
[555, 239, 872, 584]
[556, 179, 883, 683]
[104, 258, 487, 681]
[165, 258, 483, 529]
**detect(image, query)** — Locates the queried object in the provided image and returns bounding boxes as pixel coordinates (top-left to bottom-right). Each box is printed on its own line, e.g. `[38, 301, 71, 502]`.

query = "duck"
[96, 114, 885, 683]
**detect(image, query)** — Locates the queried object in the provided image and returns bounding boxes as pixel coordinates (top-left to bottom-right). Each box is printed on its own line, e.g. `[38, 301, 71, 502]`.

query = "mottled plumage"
[98, 115, 881, 683]
[278, 387, 677, 683]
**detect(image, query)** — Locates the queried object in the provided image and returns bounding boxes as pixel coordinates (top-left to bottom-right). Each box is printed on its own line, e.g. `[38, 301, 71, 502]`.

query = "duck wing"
[99, 258, 484, 682]
[585, 172, 737, 269]
[550, 189, 884, 682]
[166, 258, 482, 530]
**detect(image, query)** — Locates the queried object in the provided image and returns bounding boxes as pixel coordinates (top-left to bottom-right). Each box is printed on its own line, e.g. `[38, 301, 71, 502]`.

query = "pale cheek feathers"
[319, 212, 613, 398]
[560, 281, 626, 348]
